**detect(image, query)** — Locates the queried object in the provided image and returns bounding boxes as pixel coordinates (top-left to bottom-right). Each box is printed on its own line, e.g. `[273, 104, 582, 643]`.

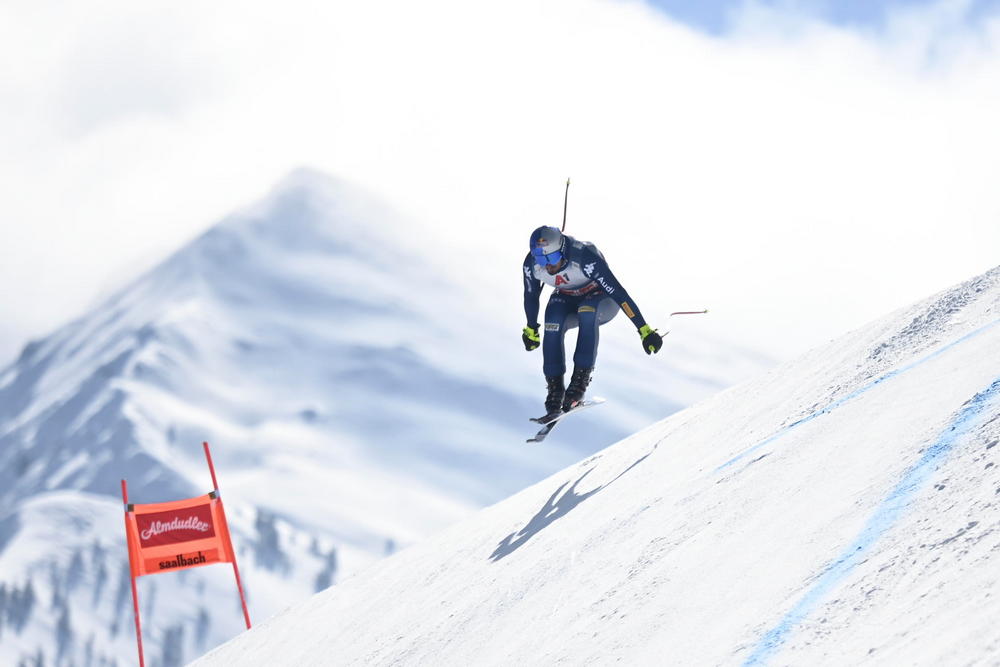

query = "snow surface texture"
[195, 266, 1000, 666]
[0, 169, 766, 666]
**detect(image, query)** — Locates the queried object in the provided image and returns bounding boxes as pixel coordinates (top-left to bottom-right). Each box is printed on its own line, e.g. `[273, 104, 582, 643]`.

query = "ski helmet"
[528, 226, 565, 267]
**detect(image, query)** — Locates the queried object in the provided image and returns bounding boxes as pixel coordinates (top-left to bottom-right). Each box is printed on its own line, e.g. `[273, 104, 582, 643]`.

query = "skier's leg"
[573, 299, 601, 369]
[541, 294, 574, 413]
[564, 299, 599, 410]
[542, 294, 573, 377]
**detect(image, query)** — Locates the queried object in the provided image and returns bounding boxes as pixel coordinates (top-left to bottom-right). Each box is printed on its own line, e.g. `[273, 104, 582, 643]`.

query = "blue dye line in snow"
[716, 318, 1000, 472]
[741, 375, 1000, 666]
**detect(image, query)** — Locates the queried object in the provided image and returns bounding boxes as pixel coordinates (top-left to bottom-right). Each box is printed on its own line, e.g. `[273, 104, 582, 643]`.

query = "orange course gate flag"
[121, 441, 250, 667]
[123, 491, 236, 576]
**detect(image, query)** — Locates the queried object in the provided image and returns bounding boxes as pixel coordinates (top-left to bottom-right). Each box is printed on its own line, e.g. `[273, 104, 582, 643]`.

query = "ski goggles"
[531, 246, 563, 266]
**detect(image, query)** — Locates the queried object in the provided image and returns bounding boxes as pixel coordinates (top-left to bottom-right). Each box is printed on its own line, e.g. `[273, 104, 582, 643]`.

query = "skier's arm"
[584, 249, 648, 330]
[522, 253, 542, 327]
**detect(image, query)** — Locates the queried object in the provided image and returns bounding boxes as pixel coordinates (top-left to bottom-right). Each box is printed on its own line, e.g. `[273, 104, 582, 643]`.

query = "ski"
[526, 398, 606, 443]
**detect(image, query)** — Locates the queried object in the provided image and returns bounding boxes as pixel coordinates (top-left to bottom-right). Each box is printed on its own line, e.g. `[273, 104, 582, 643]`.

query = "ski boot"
[562, 366, 594, 412]
[540, 375, 565, 423]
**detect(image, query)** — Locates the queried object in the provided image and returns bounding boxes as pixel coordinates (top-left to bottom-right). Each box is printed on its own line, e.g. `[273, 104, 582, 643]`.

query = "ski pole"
[670, 309, 709, 317]
[561, 178, 571, 232]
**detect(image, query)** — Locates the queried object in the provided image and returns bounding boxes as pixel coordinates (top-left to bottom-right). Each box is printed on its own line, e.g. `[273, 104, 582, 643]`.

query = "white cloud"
[1, 0, 998, 363]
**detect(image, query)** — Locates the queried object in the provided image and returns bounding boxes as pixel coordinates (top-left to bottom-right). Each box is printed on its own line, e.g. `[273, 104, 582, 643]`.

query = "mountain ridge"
[0, 169, 770, 666]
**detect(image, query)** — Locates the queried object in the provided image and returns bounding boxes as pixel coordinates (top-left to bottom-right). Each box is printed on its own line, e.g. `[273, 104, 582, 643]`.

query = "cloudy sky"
[1, 0, 998, 366]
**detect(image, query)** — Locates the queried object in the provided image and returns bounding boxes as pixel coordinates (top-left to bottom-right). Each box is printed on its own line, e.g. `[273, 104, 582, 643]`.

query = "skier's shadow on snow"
[489, 447, 655, 562]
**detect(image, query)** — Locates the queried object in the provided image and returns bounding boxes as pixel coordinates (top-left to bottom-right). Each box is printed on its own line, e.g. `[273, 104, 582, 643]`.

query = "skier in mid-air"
[522, 225, 663, 420]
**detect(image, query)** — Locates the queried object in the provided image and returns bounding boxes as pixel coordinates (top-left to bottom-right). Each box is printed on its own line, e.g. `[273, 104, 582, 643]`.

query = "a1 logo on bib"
[554, 273, 570, 286]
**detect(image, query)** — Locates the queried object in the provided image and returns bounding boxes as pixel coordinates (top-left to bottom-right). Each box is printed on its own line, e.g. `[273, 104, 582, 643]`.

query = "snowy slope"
[0, 169, 768, 667]
[195, 266, 1000, 666]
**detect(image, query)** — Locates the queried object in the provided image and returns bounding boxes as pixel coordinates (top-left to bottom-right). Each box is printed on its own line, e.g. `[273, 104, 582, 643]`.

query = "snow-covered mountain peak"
[0, 170, 773, 666]
[197, 169, 387, 255]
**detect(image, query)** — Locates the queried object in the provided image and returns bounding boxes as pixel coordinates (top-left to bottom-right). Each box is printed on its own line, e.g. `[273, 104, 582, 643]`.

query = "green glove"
[522, 324, 541, 351]
[638, 324, 663, 355]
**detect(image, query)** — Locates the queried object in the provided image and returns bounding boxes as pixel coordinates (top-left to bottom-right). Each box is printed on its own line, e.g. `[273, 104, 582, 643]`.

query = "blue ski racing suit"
[522, 235, 649, 378]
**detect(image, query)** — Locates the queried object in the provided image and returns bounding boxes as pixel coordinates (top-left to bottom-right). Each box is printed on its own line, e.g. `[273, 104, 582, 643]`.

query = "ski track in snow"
[716, 317, 1000, 473]
[742, 374, 1000, 665]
